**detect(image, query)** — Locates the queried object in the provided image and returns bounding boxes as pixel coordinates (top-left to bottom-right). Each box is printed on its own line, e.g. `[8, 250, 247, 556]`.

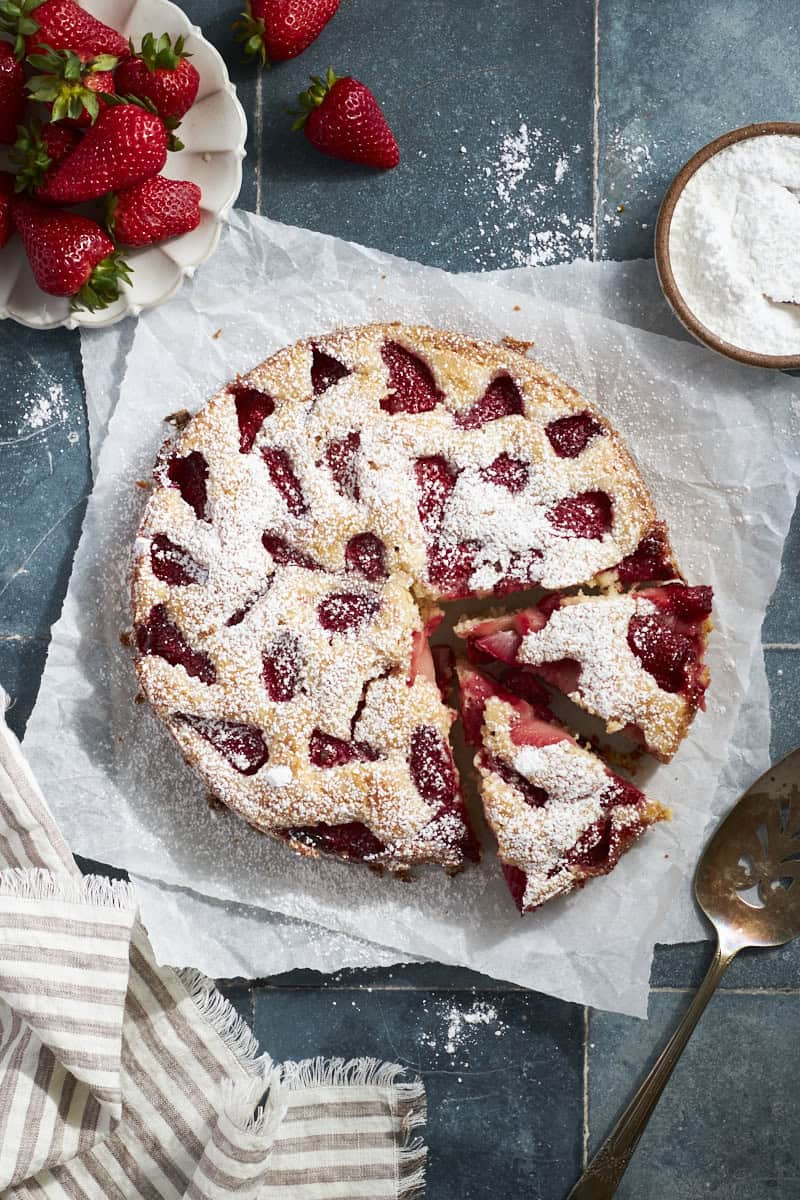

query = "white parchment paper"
[23, 212, 800, 1015]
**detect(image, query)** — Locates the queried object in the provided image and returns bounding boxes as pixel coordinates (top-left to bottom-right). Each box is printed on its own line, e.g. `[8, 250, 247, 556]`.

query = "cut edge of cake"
[456, 662, 669, 912]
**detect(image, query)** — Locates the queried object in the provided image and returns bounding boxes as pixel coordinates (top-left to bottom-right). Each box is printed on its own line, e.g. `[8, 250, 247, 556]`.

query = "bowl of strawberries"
[0, 0, 247, 329]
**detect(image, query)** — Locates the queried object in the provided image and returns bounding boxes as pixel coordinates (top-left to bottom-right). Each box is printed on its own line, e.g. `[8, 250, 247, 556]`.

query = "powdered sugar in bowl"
[655, 122, 800, 369]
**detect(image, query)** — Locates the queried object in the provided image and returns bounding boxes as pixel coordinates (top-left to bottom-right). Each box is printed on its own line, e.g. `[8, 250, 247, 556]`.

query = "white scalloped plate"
[0, 0, 247, 330]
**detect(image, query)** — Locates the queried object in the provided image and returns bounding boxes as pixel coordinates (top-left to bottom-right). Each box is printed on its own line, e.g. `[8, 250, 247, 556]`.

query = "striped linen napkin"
[0, 700, 426, 1199]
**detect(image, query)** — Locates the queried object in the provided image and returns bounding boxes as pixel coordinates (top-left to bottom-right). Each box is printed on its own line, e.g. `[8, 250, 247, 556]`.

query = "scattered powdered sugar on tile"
[418, 998, 507, 1058]
[456, 120, 591, 268]
[494, 123, 535, 204]
[442, 999, 504, 1054]
[18, 383, 67, 433]
[599, 125, 662, 237]
[608, 131, 656, 179]
[6, 378, 80, 447]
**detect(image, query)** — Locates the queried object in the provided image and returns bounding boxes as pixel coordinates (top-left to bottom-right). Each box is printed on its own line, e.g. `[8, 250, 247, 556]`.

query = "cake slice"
[457, 664, 668, 912]
[457, 583, 712, 762]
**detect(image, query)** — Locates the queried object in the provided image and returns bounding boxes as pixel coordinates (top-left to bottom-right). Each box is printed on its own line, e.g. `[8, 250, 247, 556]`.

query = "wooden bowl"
[654, 122, 800, 369]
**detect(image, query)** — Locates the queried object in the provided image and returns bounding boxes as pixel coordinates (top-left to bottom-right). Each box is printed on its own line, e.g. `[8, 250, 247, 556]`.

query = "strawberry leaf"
[26, 74, 62, 100]
[25, 46, 115, 124]
[0, 0, 45, 59]
[73, 250, 133, 313]
[232, 12, 268, 66]
[90, 54, 118, 72]
[132, 30, 190, 71]
[292, 69, 341, 129]
[104, 193, 119, 236]
[10, 120, 52, 192]
[104, 92, 159, 114]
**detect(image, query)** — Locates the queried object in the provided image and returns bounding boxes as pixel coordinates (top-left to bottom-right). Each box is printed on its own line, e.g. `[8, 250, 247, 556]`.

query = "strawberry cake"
[130, 323, 711, 895]
[458, 664, 668, 910]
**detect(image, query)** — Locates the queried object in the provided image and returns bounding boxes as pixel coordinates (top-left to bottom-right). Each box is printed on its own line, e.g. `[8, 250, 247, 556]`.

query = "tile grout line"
[247, 982, 800, 995]
[582, 1006, 590, 1169]
[651, 985, 800, 996]
[591, 0, 600, 260]
[249, 983, 535, 992]
[254, 72, 264, 216]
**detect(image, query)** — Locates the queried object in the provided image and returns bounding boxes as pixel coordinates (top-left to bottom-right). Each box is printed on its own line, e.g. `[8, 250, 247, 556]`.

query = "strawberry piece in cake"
[457, 664, 668, 912]
[598, 521, 682, 588]
[457, 583, 713, 762]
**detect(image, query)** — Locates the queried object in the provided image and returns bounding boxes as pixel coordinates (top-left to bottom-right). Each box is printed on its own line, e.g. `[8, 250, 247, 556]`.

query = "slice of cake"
[458, 664, 668, 912]
[457, 583, 712, 762]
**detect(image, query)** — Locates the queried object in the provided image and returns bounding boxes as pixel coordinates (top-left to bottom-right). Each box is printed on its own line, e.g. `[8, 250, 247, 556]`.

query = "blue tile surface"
[2, 1, 800, 1192]
[766, 648, 800, 763]
[255, 985, 582, 1198]
[763, 505, 800, 645]
[0, 327, 89, 637]
[261, 963, 524, 991]
[589, 992, 800, 1198]
[216, 981, 255, 1030]
[597, 0, 800, 262]
[0, 636, 49, 741]
[258, 0, 595, 268]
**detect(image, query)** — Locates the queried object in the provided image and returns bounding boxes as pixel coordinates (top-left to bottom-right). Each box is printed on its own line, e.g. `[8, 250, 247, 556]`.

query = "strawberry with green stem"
[37, 101, 168, 204]
[12, 194, 132, 310]
[0, 0, 129, 61]
[26, 45, 117, 125]
[0, 40, 26, 143]
[106, 174, 201, 246]
[233, 0, 339, 67]
[115, 33, 199, 124]
[292, 68, 399, 169]
[11, 120, 79, 193]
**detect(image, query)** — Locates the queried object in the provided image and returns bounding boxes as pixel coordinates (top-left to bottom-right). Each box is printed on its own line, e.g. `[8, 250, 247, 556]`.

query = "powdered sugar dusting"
[8, 380, 79, 445]
[418, 998, 507, 1058]
[495, 123, 535, 204]
[450, 121, 592, 268]
[514, 593, 692, 758]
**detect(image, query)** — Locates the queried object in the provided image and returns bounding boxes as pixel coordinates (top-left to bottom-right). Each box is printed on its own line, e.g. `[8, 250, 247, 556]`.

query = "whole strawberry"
[11, 120, 80, 193]
[0, 41, 25, 144]
[26, 46, 117, 126]
[0, 173, 14, 247]
[12, 195, 132, 309]
[37, 102, 168, 204]
[233, 0, 339, 66]
[107, 174, 201, 245]
[293, 69, 399, 169]
[0, 0, 129, 61]
[115, 33, 199, 123]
